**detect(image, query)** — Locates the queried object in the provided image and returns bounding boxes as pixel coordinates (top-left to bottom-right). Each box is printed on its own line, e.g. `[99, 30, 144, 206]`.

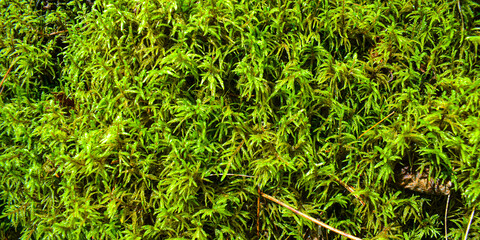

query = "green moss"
[1, 0, 480, 239]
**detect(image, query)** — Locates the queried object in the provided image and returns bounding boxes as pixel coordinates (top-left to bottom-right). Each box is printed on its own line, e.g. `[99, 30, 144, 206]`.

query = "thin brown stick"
[206, 173, 255, 178]
[445, 194, 450, 240]
[257, 187, 261, 237]
[49, 29, 68, 36]
[0, 58, 18, 94]
[331, 175, 365, 206]
[233, 139, 245, 156]
[357, 111, 395, 139]
[464, 207, 475, 240]
[259, 190, 362, 240]
[457, 0, 464, 33]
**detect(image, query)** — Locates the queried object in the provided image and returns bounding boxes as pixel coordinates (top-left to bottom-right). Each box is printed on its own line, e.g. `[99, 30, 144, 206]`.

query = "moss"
[1, 0, 480, 239]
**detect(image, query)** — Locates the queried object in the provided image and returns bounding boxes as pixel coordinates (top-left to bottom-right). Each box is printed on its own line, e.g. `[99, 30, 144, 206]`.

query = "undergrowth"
[1, 0, 480, 239]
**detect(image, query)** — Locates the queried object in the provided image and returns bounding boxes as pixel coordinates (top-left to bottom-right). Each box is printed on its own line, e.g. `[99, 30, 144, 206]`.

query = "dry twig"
[259, 190, 362, 240]
[357, 111, 395, 139]
[445, 194, 450, 240]
[0, 57, 19, 94]
[330, 175, 365, 206]
[464, 207, 475, 240]
[48, 29, 68, 36]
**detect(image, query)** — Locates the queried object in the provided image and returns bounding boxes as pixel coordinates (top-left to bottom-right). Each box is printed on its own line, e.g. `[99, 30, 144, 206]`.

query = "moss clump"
[1, 0, 480, 239]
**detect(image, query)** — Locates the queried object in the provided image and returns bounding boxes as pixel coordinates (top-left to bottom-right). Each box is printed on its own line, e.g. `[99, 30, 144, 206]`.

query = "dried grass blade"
[331, 175, 365, 206]
[259, 190, 362, 240]
[357, 111, 395, 139]
[0, 57, 19, 95]
[464, 207, 475, 240]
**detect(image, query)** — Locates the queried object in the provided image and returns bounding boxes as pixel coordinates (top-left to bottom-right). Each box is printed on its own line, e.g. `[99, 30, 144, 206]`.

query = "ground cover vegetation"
[1, 0, 480, 239]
